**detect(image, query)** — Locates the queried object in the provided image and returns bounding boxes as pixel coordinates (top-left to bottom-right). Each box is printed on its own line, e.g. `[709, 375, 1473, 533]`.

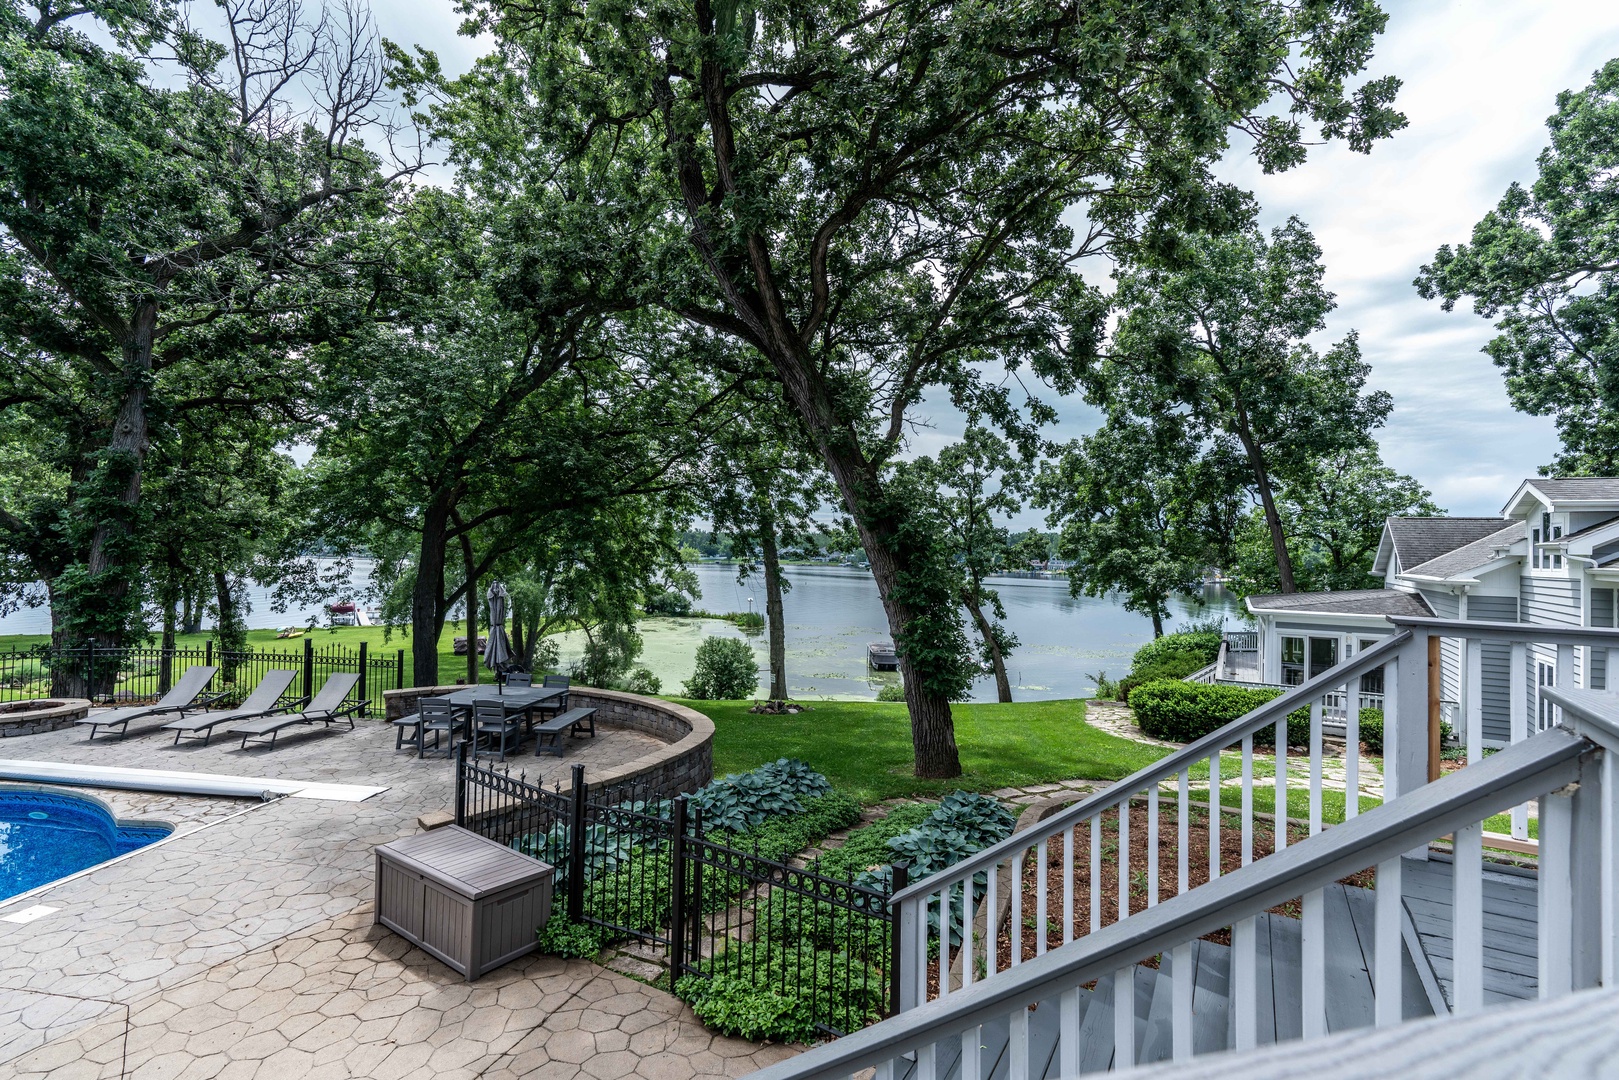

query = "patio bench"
[532, 707, 597, 757]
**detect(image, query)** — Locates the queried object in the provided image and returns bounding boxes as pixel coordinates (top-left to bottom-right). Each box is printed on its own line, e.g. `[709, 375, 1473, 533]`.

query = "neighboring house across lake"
[1206, 477, 1619, 747]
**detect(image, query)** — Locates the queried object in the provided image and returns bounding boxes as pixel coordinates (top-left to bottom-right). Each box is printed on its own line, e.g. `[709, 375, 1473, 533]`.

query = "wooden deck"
[1400, 851, 1539, 1007]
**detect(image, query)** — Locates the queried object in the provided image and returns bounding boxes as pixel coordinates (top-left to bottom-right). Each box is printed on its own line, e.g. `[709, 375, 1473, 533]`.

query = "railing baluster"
[1309, 699, 1324, 836]
[1113, 965, 1134, 1069]
[1147, 786, 1160, 908]
[1233, 916, 1258, 1050]
[1453, 819, 1485, 1016]
[1090, 815, 1102, 934]
[1117, 798, 1130, 922]
[1063, 823, 1075, 942]
[1240, 735, 1253, 868]
[939, 883, 952, 998]
[1171, 941, 1193, 1062]
[1465, 639, 1483, 765]
[1011, 849, 1024, 968]
[962, 873, 975, 990]
[961, 1024, 982, 1080]
[1009, 1006, 1030, 1080]
[1347, 672, 1362, 820]
[1177, 770, 1190, 896]
[986, 860, 999, 978]
[1301, 887, 1326, 1038]
[918, 1040, 937, 1080]
[1275, 718, 1288, 853]
[916, 892, 929, 1002]
[1209, 750, 1221, 881]
[1036, 837, 1048, 955]
[1059, 986, 1081, 1078]
[1374, 857, 1403, 1028]
[1540, 786, 1574, 999]
[1511, 641, 1529, 840]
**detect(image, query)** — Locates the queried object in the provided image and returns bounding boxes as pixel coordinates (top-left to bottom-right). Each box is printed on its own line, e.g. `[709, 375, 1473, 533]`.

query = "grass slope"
[681, 698, 1169, 805]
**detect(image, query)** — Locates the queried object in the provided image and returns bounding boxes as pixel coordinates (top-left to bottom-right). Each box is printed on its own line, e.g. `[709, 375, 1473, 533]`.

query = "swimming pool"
[0, 789, 172, 900]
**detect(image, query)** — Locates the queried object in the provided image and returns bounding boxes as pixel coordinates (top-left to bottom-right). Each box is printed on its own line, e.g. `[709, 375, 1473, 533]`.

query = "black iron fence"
[456, 752, 901, 1036]
[0, 640, 407, 716]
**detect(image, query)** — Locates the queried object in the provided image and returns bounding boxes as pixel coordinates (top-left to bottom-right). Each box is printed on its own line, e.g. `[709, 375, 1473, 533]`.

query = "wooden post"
[1428, 634, 1442, 784]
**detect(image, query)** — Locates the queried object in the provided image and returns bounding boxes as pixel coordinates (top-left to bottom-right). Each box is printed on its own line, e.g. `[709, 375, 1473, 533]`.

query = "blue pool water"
[0, 790, 172, 900]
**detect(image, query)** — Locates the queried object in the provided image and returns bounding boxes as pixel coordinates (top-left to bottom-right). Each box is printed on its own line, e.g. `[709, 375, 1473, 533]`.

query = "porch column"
[1387, 628, 1433, 801]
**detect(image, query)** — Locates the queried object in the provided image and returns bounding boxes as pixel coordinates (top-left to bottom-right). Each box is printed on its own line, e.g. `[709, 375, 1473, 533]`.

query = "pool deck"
[0, 713, 796, 1080]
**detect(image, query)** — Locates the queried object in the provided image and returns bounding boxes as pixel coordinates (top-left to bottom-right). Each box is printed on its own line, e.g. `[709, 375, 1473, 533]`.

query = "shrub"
[689, 758, 831, 832]
[535, 914, 606, 958]
[625, 667, 662, 695]
[876, 682, 906, 702]
[683, 637, 760, 699]
[856, 791, 1015, 890]
[817, 802, 936, 880]
[676, 975, 815, 1042]
[1354, 709, 1452, 757]
[1128, 679, 1311, 747]
[732, 611, 765, 630]
[678, 942, 887, 1040]
[1129, 628, 1223, 677]
[643, 588, 693, 617]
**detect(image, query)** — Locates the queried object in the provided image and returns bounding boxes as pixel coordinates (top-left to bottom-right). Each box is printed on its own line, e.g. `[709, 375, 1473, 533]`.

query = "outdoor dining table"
[439, 684, 567, 745]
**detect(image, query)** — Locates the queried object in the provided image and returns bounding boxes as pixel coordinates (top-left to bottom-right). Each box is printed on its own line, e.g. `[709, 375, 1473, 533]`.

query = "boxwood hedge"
[1129, 679, 1311, 747]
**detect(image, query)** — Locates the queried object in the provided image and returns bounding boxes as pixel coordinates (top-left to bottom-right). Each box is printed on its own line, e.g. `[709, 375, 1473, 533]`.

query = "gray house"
[1212, 477, 1619, 745]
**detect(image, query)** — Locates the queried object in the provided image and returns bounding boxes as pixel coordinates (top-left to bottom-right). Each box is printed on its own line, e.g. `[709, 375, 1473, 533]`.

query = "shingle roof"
[1402, 521, 1525, 580]
[1559, 514, 1619, 543]
[1246, 590, 1435, 618]
[1385, 517, 1512, 574]
[1521, 478, 1619, 501]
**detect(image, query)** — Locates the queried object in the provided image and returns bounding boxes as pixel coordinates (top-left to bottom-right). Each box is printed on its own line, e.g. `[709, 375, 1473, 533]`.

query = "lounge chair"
[161, 669, 298, 746]
[234, 673, 363, 750]
[75, 666, 220, 740]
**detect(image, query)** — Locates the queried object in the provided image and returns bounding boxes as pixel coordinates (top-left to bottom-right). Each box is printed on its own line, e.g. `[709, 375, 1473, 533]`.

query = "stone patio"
[0, 712, 788, 1079]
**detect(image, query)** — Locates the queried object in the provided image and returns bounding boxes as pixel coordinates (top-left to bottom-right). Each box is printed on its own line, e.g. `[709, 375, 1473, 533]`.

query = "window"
[1536, 660, 1556, 732]
[1552, 524, 1563, 569]
[1281, 636, 1305, 686]
[1356, 638, 1386, 706]
[1532, 526, 1543, 568]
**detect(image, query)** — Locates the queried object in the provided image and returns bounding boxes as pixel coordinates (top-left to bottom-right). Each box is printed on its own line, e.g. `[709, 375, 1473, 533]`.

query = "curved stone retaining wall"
[0, 698, 90, 738]
[381, 684, 713, 798]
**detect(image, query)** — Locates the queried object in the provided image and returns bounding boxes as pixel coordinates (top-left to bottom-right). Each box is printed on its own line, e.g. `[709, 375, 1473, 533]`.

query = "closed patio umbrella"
[483, 582, 513, 675]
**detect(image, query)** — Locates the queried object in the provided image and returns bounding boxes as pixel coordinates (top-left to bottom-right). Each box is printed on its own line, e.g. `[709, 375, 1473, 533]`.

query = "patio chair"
[75, 665, 219, 740]
[161, 669, 299, 746]
[504, 672, 533, 688]
[412, 697, 460, 758]
[234, 673, 363, 750]
[471, 699, 523, 762]
[539, 674, 570, 715]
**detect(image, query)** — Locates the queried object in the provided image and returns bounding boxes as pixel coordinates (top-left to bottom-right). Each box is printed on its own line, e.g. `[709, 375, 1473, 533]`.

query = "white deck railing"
[744, 617, 1619, 1079]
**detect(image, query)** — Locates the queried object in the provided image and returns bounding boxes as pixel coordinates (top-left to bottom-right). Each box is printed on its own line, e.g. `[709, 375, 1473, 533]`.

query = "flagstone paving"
[0, 712, 756, 1079]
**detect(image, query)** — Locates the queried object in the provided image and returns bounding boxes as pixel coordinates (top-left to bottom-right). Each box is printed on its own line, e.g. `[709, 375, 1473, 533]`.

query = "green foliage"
[816, 803, 939, 880]
[675, 975, 815, 1043]
[1131, 630, 1224, 675]
[679, 942, 887, 1041]
[683, 637, 760, 700]
[1358, 708, 1385, 756]
[1129, 680, 1311, 747]
[876, 682, 907, 702]
[535, 914, 606, 958]
[857, 792, 1014, 891]
[1416, 58, 1619, 473]
[643, 588, 694, 617]
[731, 611, 765, 630]
[727, 792, 863, 863]
[690, 759, 832, 833]
[753, 888, 890, 970]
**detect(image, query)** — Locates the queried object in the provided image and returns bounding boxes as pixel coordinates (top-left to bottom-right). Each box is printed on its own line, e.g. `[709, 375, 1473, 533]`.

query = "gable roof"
[1401, 521, 1526, 581]
[1379, 517, 1512, 576]
[1246, 589, 1435, 618]
[1560, 514, 1619, 544]
[1502, 477, 1619, 516]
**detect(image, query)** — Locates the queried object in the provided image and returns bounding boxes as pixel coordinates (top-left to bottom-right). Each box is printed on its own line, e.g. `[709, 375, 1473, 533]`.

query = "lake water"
[550, 563, 1246, 702]
[0, 560, 1246, 701]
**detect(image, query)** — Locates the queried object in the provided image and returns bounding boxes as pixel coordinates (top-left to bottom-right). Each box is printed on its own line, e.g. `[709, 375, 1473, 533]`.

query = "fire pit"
[0, 698, 90, 738]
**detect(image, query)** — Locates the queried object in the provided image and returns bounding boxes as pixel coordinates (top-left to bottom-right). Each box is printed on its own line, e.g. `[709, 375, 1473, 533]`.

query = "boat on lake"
[867, 641, 898, 671]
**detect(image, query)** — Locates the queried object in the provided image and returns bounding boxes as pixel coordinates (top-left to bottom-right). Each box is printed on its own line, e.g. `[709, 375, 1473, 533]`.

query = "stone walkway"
[0, 713, 786, 1079]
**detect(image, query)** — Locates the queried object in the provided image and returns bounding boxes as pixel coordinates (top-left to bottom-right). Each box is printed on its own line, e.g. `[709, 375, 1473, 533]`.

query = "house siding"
[1592, 588, 1616, 690]
[1420, 590, 1462, 705]
[1467, 595, 1519, 744]
[1523, 577, 1581, 724]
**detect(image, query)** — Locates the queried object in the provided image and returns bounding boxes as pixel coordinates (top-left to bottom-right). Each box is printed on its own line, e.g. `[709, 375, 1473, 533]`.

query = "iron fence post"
[889, 862, 911, 1016]
[357, 641, 369, 717]
[670, 796, 689, 979]
[86, 639, 96, 703]
[455, 740, 469, 827]
[567, 764, 587, 921]
[205, 640, 213, 669]
[302, 637, 315, 701]
[397, 649, 405, 690]
[689, 806, 704, 964]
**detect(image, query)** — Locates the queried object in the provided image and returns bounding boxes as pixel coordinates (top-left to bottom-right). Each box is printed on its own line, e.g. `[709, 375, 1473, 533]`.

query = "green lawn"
[0, 623, 502, 686]
[678, 697, 1171, 805]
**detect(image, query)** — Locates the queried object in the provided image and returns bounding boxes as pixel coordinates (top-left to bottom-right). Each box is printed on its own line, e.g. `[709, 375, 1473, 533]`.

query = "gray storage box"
[375, 824, 555, 980]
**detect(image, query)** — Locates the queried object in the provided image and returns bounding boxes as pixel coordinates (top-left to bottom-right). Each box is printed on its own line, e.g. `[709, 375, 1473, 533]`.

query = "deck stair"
[898, 883, 1435, 1079]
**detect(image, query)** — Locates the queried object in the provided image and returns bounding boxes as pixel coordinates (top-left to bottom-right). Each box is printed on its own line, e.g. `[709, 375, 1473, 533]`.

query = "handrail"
[746, 726, 1592, 1080]
[890, 630, 1413, 906]
[1389, 614, 1619, 648]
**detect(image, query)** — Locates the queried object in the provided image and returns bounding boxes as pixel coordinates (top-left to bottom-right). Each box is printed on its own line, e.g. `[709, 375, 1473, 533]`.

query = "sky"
[367, 0, 1619, 521]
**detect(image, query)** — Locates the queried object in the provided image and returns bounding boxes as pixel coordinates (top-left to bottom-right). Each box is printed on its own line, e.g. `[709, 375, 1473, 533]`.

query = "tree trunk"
[962, 587, 1012, 703]
[411, 493, 455, 688]
[214, 570, 243, 683]
[1151, 609, 1165, 638]
[456, 520, 479, 686]
[1232, 417, 1297, 593]
[760, 515, 788, 701]
[80, 304, 159, 648]
[181, 582, 200, 635]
